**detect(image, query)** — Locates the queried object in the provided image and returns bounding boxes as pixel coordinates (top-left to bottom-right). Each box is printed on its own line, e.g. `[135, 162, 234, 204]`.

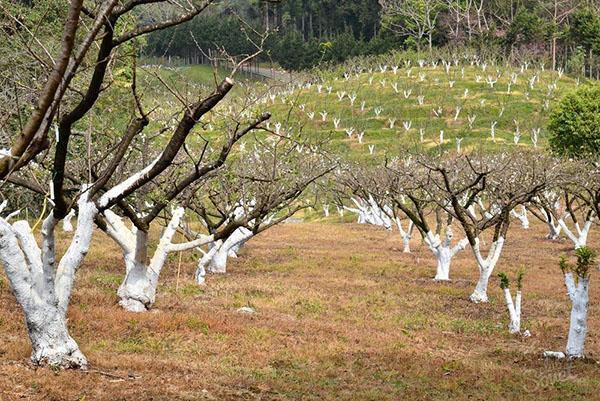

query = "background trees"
[140, 0, 600, 74]
[548, 84, 600, 158]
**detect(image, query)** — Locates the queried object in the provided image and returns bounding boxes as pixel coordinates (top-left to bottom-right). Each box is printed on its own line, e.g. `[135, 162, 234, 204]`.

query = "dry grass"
[0, 221, 598, 401]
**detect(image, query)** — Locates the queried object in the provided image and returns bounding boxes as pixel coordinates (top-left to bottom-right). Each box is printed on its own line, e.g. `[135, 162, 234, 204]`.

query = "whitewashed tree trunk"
[0, 189, 97, 368]
[62, 209, 75, 232]
[503, 287, 521, 334]
[394, 217, 414, 253]
[105, 208, 212, 312]
[564, 272, 589, 358]
[470, 237, 505, 302]
[558, 218, 593, 249]
[425, 229, 468, 281]
[344, 206, 366, 224]
[511, 206, 529, 229]
[195, 245, 220, 285]
[543, 210, 562, 240]
[206, 228, 254, 274]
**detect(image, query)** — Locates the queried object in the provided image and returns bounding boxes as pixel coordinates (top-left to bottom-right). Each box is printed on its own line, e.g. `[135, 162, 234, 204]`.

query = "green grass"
[264, 64, 583, 158]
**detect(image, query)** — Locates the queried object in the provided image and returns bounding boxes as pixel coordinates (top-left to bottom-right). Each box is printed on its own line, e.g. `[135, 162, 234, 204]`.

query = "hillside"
[264, 61, 582, 158]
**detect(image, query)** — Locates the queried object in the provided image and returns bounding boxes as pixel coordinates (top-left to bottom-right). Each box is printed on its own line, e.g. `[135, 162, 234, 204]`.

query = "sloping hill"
[265, 62, 582, 158]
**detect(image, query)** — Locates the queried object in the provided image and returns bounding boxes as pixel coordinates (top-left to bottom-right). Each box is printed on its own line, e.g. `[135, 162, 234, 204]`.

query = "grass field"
[265, 63, 583, 158]
[0, 220, 598, 400]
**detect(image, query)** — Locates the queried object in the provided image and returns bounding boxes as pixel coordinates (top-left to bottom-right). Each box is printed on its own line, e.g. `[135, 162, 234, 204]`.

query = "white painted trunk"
[426, 230, 468, 281]
[546, 221, 562, 240]
[105, 208, 213, 312]
[207, 228, 253, 274]
[434, 249, 452, 281]
[470, 271, 491, 302]
[117, 250, 155, 312]
[62, 209, 75, 232]
[0, 214, 90, 368]
[26, 303, 87, 368]
[54, 198, 98, 315]
[402, 234, 411, 253]
[395, 218, 414, 253]
[469, 237, 505, 303]
[559, 218, 593, 249]
[195, 245, 219, 285]
[207, 240, 229, 274]
[503, 288, 521, 334]
[565, 274, 589, 358]
[511, 206, 529, 229]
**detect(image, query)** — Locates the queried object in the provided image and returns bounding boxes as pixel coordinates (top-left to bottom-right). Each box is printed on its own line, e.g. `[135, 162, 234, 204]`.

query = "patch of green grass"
[178, 284, 205, 297]
[293, 297, 325, 318]
[91, 271, 122, 289]
[184, 316, 210, 334]
[246, 327, 276, 342]
[444, 317, 501, 335]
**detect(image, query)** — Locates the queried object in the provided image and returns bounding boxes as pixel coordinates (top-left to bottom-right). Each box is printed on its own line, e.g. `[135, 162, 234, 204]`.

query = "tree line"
[141, 0, 600, 75]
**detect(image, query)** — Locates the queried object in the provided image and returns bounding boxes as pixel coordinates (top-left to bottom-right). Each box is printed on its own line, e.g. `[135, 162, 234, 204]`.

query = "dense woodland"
[142, 0, 600, 75]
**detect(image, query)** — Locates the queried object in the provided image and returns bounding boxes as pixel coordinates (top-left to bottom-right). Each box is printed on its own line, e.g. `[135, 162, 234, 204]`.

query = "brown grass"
[0, 221, 598, 401]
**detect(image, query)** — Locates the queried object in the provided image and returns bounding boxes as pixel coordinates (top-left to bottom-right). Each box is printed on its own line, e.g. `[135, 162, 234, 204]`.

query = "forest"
[143, 0, 600, 74]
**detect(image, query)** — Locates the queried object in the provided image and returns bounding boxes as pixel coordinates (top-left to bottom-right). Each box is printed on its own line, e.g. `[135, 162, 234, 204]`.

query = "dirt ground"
[0, 220, 598, 401]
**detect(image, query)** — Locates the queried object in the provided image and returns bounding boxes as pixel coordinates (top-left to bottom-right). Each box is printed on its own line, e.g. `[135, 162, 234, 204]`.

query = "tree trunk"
[434, 248, 452, 281]
[107, 208, 212, 312]
[469, 237, 504, 303]
[0, 215, 89, 368]
[471, 269, 492, 302]
[566, 276, 589, 358]
[503, 288, 521, 334]
[26, 302, 87, 368]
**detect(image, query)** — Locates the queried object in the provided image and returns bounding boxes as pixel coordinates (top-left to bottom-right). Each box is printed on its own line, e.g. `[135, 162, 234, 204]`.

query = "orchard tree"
[545, 247, 596, 359]
[187, 135, 335, 280]
[422, 152, 556, 302]
[0, 0, 269, 368]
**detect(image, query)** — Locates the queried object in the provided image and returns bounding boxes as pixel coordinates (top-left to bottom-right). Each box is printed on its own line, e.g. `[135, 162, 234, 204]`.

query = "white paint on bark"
[105, 207, 213, 312]
[502, 287, 521, 334]
[511, 206, 529, 229]
[0, 209, 89, 368]
[62, 209, 75, 232]
[425, 228, 468, 281]
[564, 272, 589, 358]
[470, 236, 505, 303]
[558, 217, 594, 249]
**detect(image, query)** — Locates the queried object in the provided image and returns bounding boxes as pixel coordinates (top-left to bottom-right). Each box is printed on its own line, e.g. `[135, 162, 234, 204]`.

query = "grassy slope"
[266, 64, 581, 158]
[0, 220, 598, 400]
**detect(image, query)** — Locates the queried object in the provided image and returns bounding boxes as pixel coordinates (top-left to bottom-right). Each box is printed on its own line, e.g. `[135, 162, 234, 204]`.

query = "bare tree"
[0, 0, 270, 368]
[186, 135, 335, 281]
[421, 152, 555, 302]
[379, 0, 444, 52]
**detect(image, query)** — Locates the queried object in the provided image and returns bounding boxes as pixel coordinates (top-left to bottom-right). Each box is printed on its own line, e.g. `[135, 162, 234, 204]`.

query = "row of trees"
[0, 0, 597, 372]
[338, 151, 598, 358]
[379, 0, 600, 74]
[0, 0, 336, 368]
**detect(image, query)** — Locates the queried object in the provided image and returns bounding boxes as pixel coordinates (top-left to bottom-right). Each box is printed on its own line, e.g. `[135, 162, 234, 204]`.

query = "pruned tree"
[537, 160, 598, 249]
[545, 247, 595, 359]
[0, 0, 268, 368]
[185, 135, 335, 281]
[341, 158, 469, 280]
[422, 152, 555, 302]
[100, 109, 271, 312]
[498, 271, 524, 334]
